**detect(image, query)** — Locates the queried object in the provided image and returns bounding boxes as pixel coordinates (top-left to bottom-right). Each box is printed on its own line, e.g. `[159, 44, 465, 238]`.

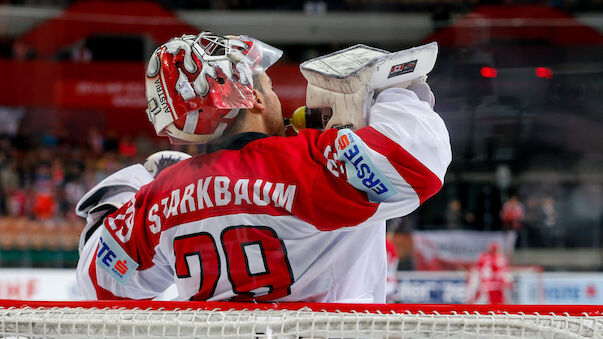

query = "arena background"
[0, 0, 601, 305]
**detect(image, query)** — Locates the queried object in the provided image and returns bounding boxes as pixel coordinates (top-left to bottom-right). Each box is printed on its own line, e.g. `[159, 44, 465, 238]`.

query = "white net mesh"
[1, 305, 602, 339]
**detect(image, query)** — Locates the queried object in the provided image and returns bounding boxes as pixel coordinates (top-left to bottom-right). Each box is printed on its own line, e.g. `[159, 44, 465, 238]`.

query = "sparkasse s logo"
[97, 237, 129, 277]
[337, 134, 351, 151]
[388, 60, 418, 78]
[97, 228, 138, 284]
[114, 260, 129, 275]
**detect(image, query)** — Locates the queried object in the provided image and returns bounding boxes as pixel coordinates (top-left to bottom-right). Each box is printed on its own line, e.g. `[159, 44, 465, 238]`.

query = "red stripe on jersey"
[89, 245, 132, 300]
[356, 126, 442, 204]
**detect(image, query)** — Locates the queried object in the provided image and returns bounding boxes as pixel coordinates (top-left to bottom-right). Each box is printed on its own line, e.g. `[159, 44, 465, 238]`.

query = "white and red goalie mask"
[145, 32, 282, 144]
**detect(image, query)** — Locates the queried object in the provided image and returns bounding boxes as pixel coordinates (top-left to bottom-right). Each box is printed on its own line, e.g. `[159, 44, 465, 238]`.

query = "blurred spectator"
[70, 41, 92, 63]
[466, 242, 512, 305]
[1, 158, 19, 194]
[118, 136, 137, 158]
[33, 162, 53, 192]
[445, 199, 463, 228]
[32, 190, 56, 221]
[11, 41, 35, 60]
[541, 196, 561, 247]
[51, 159, 64, 186]
[64, 177, 86, 217]
[103, 130, 119, 152]
[501, 195, 525, 244]
[568, 184, 602, 247]
[385, 227, 399, 303]
[88, 127, 104, 154]
[387, 216, 416, 270]
[8, 188, 29, 217]
[55, 185, 70, 219]
[465, 211, 477, 229]
[40, 133, 58, 147]
[522, 195, 541, 247]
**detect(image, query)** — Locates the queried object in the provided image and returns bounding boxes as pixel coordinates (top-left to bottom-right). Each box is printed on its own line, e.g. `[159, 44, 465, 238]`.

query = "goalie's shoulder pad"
[78, 202, 121, 253]
[143, 150, 191, 178]
[75, 164, 153, 218]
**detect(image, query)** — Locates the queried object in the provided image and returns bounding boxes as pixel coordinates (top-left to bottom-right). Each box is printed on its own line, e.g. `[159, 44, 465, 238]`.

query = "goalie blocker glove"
[298, 42, 438, 131]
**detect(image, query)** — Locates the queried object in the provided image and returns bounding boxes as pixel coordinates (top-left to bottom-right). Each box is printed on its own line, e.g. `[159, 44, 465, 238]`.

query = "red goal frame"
[1, 299, 601, 317]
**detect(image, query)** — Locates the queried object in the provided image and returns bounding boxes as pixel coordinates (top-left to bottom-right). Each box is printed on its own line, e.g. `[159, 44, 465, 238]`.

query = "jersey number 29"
[173, 225, 294, 301]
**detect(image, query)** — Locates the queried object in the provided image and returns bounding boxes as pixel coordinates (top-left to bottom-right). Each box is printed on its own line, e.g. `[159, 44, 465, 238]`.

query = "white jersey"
[76, 88, 451, 303]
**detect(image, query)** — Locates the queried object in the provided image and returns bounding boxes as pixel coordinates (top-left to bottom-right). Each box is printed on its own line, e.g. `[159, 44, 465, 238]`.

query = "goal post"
[1, 299, 601, 338]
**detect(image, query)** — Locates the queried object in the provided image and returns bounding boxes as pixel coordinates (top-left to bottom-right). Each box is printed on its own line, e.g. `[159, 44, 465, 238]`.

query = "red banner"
[412, 230, 517, 271]
[55, 80, 146, 109]
[0, 60, 307, 136]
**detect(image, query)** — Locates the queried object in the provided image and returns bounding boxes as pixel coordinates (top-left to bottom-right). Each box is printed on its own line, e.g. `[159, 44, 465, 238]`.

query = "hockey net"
[0, 300, 601, 339]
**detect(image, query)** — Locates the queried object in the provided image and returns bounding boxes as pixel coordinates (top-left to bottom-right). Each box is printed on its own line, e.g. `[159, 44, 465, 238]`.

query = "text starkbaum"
[146, 176, 297, 234]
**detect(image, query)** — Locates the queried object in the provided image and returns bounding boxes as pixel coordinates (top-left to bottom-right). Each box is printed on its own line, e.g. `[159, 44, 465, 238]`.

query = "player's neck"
[225, 110, 270, 137]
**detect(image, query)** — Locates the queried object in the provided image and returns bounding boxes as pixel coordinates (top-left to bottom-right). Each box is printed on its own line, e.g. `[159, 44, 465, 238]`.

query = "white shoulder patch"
[97, 227, 139, 285]
[335, 129, 397, 202]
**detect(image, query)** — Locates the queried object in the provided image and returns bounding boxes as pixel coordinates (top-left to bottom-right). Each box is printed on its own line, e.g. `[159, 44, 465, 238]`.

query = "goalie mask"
[145, 32, 282, 144]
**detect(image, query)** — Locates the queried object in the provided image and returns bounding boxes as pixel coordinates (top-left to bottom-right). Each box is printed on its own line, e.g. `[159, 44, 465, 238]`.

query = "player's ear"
[249, 89, 266, 113]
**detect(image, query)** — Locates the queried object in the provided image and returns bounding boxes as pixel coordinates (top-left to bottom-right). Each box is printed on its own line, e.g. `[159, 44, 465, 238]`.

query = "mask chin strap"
[164, 108, 242, 145]
[165, 124, 213, 144]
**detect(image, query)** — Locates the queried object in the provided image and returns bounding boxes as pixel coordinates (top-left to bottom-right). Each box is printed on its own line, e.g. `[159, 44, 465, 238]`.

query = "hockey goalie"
[75, 32, 451, 303]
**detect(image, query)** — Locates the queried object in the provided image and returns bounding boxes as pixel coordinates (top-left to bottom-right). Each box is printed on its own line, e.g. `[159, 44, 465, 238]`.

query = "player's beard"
[265, 97, 286, 137]
[269, 116, 286, 137]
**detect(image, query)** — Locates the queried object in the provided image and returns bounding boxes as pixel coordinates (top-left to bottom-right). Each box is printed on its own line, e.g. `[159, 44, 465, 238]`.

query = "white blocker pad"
[300, 42, 438, 130]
